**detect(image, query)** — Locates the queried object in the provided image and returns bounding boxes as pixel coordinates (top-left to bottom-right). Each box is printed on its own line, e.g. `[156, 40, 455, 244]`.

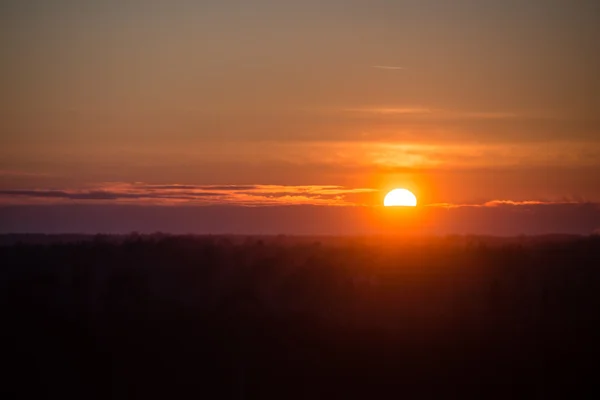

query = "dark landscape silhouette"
[2, 233, 600, 398]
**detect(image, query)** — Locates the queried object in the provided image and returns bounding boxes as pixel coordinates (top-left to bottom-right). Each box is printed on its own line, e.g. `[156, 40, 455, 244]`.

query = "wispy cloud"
[0, 189, 222, 201]
[0, 183, 378, 207]
[0, 170, 51, 177]
[345, 107, 432, 115]
[426, 200, 584, 209]
[345, 107, 517, 119]
[483, 200, 553, 207]
[2, 184, 593, 210]
[372, 65, 406, 70]
[455, 112, 519, 119]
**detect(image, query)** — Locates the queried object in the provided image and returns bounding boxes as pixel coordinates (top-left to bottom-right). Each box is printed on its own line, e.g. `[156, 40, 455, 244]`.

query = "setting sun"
[384, 189, 418, 207]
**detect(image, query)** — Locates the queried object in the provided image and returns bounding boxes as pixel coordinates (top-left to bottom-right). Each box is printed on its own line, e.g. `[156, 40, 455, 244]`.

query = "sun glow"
[384, 189, 417, 207]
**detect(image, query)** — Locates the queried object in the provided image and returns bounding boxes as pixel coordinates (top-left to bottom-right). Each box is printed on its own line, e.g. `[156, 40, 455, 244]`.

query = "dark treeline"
[2, 234, 600, 398]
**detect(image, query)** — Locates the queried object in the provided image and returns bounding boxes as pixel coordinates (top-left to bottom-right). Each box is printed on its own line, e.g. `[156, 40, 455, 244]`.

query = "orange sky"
[1, 1, 599, 233]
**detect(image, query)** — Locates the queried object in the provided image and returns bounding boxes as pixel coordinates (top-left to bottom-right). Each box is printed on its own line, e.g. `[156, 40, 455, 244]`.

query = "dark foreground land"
[2, 234, 600, 399]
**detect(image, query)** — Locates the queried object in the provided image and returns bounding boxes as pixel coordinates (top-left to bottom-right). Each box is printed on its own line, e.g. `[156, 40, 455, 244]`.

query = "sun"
[384, 188, 417, 207]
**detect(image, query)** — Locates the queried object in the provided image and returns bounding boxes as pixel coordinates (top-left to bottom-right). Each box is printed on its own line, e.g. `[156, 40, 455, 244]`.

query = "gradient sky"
[1, 1, 599, 233]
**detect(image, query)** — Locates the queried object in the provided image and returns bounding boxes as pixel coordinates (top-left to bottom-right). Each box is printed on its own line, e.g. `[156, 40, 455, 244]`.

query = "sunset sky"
[1, 0, 599, 234]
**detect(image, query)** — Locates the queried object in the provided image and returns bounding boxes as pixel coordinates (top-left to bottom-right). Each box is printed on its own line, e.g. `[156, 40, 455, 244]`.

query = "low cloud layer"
[0, 183, 378, 206]
[0, 182, 596, 210]
[426, 200, 584, 209]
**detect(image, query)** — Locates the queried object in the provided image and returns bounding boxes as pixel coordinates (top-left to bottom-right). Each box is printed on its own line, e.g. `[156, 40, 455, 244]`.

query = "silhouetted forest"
[2, 234, 600, 398]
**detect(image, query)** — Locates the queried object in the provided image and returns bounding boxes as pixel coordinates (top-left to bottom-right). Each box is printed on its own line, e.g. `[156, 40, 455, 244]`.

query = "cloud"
[137, 185, 260, 191]
[484, 200, 555, 207]
[2, 183, 595, 215]
[372, 65, 405, 70]
[345, 107, 432, 115]
[0, 183, 378, 206]
[345, 107, 517, 119]
[426, 200, 583, 209]
[455, 112, 519, 119]
[0, 189, 223, 201]
[0, 170, 50, 177]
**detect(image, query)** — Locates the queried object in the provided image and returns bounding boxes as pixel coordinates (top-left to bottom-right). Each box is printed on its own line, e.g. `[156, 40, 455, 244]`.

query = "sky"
[1, 0, 599, 234]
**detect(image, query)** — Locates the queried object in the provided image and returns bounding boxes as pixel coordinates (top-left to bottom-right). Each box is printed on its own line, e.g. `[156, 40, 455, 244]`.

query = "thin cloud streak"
[346, 107, 518, 119]
[0, 183, 378, 207]
[426, 200, 586, 209]
[1, 183, 595, 210]
[138, 185, 260, 191]
[345, 107, 432, 115]
[372, 65, 406, 70]
[0, 170, 51, 177]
